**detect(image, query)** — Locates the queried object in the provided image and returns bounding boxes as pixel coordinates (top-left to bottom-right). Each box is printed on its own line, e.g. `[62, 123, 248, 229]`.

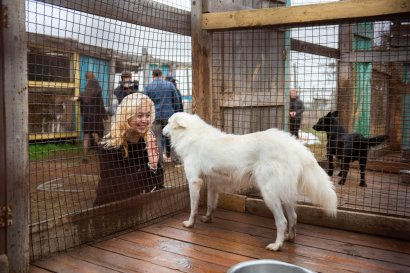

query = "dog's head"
[312, 111, 338, 132]
[163, 112, 193, 139]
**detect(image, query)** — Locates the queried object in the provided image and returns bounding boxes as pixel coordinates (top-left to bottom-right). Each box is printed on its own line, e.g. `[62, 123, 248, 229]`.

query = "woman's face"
[127, 104, 151, 135]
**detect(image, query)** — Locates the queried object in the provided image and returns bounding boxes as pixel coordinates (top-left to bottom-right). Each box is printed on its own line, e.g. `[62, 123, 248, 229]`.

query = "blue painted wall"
[79, 55, 110, 105]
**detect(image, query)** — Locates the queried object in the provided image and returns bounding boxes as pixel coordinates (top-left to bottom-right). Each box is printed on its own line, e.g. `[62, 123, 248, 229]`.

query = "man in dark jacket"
[109, 71, 138, 115]
[289, 88, 305, 138]
[144, 69, 179, 164]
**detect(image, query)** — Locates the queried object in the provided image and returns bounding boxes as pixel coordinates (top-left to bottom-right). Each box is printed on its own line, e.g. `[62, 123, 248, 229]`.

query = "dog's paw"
[200, 215, 212, 223]
[266, 242, 282, 251]
[359, 182, 367, 187]
[285, 232, 296, 242]
[182, 220, 195, 228]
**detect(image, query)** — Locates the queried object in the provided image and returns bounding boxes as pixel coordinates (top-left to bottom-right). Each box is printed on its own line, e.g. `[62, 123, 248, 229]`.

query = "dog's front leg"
[338, 159, 350, 185]
[183, 177, 203, 228]
[201, 181, 219, 223]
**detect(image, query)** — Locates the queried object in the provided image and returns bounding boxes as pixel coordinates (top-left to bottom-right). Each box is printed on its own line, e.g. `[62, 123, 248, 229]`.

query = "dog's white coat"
[163, 112, 337, 251]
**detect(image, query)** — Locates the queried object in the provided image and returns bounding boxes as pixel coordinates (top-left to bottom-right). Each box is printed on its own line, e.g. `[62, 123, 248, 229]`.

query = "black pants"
[289, 118, 301, 138]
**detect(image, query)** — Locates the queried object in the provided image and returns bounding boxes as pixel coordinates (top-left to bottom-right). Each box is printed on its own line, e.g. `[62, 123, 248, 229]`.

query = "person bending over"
[93, 93, 164, 206]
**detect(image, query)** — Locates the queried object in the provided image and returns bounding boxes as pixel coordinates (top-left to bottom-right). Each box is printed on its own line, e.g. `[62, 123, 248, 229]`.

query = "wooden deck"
[30, 209, 410, 273]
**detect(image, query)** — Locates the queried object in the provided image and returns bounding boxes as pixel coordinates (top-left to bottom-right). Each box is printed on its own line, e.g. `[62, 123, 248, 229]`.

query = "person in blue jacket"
[144, 69, 179, 164]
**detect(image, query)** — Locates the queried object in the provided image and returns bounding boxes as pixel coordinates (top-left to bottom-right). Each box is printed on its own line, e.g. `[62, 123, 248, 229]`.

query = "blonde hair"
[101, 93, 156, 157]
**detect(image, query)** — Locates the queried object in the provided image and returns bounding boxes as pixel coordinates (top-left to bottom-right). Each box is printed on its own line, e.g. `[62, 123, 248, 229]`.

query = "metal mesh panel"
[26, 0, 192, 260]
[211, 17, 410, 218]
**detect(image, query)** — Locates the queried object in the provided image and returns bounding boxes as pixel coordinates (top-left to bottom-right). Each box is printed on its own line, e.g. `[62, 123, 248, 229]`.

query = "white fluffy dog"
[163, 112, 337, 251]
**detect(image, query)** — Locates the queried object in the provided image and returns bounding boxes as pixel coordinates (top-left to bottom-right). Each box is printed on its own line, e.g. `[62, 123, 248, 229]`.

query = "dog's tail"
[298, 160, 337, 217]
[367, 135, 389, 147]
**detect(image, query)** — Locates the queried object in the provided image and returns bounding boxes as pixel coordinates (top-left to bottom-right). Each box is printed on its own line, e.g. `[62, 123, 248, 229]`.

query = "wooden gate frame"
[1, 0, 29, 272]
[191, 0, 410, 240]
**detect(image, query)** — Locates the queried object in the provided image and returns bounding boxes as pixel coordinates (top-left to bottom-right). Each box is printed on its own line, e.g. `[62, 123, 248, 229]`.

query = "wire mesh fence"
[26, 0, 192, 260]
[211, 18, 410, 219]
[25, 0, 410, 261]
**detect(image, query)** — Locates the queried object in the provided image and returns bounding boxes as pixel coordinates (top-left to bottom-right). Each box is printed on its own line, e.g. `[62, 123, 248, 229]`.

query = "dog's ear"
[331, 111, 339, 117]
[326, 111, 332, 117]
[173, 114, 189, 128]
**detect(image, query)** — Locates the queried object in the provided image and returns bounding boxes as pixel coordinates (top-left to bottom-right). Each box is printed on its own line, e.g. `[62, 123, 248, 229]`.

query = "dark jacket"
[78, 79, 107, 136]
[114, 85, 137, 105]
[93, 139, 164, 206]
[165, 76, 183, 113]
[144, 78, 179, 121]
[290, 97, 305, 122]
[173, 88, 183, 113]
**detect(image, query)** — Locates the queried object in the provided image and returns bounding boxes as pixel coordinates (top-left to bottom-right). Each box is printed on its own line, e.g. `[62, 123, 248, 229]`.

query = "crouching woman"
[93, 93, 164, 206]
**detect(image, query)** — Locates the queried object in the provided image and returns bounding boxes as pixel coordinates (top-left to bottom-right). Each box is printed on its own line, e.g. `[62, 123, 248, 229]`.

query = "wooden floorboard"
[31, 209, 410, 273]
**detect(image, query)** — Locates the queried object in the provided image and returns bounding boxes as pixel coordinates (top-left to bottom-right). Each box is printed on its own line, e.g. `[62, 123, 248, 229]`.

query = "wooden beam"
[30, 187, 189, 260]
[203, 0, 285, 13]
[203, 0, 410, 30]
[35, 0, 191, 36]
[28, 32, 115, 59]
[245, 198, 410, 241]
[191, 0, 212, 122]
[221, 92, 284, 108]
[3, 0, 30, 272]
[291, 38, 340, 59]
[341, 49, 410, 63]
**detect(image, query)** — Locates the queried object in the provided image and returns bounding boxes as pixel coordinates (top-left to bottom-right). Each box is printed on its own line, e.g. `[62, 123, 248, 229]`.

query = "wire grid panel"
[211, 18, 410, 218]
[26, 0, 192, 260]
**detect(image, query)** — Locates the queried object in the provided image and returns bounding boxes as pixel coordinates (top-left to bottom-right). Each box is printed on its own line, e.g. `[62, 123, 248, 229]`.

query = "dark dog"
[313, 111, 388, 187]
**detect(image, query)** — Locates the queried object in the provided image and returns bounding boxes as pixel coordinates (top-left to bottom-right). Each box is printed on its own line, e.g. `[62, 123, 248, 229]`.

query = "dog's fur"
[163, 112, 337, 251]
[313, 111, 388, 187]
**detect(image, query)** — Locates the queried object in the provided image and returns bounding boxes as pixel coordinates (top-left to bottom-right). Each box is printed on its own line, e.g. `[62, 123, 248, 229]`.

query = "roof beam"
[291, 39, 339, 59]
[35, 0, 191, 36]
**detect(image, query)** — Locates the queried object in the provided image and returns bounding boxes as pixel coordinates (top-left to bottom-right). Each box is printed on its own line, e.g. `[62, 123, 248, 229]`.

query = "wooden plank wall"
[30, 187, 189, 261]
[208, 0, 286, 133]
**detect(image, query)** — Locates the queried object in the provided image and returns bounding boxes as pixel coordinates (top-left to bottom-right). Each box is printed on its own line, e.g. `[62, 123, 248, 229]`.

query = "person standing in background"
[144, 69, 179, 164]
[73, 71, 108, 163]
[289, 88, 305, 139]
[109, 71, 138, 115]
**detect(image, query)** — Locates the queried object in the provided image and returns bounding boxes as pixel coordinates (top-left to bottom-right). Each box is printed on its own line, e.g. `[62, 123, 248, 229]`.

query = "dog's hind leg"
[327, 153, 334, 176]
[183, 177, 204, 228]
[262, 195, 287, 251]
[201, 181, 219, 223]
[283, 202, 297, 242]
[358, 157, 367, 187]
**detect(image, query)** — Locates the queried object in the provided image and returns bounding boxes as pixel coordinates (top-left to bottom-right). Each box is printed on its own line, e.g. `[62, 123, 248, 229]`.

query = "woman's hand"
[146, 131, 159, 170]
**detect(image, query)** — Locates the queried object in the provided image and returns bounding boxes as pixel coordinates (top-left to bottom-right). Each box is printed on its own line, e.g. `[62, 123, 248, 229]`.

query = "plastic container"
[227, 259, 315, 273]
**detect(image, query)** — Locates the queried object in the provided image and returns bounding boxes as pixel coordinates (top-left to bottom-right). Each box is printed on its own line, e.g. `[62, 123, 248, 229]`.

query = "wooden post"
[1, 0, 29, 272]
[142, 47, 151, 89]
[338, 24, 355, 129]
[191, 0, 212, 122]
[0, 0, 6, 270]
